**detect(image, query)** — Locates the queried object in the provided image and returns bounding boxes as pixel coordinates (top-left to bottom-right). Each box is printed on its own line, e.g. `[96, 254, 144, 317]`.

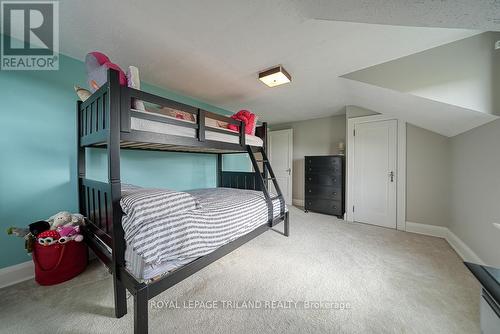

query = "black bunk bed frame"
[77, 69, 289, 334]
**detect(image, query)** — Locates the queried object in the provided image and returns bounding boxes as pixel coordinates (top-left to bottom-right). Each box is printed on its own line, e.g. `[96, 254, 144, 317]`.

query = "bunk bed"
[77, 69, 289, 334]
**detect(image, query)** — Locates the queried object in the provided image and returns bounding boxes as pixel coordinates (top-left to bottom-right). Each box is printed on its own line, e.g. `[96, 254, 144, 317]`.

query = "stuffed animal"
[74, 85, 92, 102]
[7, 221, 51, 253]
[6, 227, 29, 238]
[57, 225, 83, 243]
[48, 212, 85, 230]
[85, 51, 127, 92]
[37, 230, 60, 246]
[29, 220, 51, 236]
[7, 220, 50, 239]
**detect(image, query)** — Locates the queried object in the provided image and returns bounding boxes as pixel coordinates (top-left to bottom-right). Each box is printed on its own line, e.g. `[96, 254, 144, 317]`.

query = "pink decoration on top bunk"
[85, 51, 127, 92]
[227, 110, 257, 135]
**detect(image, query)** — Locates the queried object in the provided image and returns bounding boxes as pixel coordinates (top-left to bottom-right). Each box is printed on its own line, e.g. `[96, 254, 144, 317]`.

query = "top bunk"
[77, 69, 267, 154]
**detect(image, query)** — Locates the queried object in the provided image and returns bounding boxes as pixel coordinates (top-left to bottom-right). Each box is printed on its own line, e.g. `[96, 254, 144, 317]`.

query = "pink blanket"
[227, 110, 257, 135]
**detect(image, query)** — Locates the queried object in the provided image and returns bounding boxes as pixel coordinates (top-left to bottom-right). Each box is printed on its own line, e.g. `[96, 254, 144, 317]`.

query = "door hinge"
[352, 205, 355, 212]
[353, 129, 356, 136]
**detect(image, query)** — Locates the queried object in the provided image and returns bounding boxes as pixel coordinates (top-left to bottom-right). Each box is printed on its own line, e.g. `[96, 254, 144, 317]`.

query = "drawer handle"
[308, 189, 311, 193]
[308, 177, 312, 181]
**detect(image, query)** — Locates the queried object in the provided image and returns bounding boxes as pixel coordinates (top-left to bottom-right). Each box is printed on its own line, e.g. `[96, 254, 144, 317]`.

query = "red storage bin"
[33, 241, 88, 285]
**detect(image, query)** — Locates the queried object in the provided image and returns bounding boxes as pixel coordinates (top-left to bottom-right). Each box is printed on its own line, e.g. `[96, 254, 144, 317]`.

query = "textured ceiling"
[57, 0, 493, 135]
[297, 0, 500, 31]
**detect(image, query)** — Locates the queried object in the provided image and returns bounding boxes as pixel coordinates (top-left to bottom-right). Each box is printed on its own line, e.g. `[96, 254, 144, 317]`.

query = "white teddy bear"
[48, 211, 85, 230]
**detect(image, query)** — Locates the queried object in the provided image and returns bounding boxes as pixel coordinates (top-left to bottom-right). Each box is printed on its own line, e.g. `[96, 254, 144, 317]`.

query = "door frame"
[268, 128, 293, 204]
[346, 115, 406, 230]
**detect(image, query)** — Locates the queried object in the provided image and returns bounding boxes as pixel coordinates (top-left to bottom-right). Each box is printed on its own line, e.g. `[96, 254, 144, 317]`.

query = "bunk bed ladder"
[247, 146, 286, 227]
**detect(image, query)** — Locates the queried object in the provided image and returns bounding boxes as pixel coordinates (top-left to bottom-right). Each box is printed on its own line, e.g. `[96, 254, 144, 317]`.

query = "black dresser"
[304, 155, 345, 218]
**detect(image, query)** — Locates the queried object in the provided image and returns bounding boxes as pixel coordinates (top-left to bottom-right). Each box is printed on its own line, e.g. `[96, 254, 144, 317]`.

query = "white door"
[352, 120, 397, 228]
[269, 129, 293, 204]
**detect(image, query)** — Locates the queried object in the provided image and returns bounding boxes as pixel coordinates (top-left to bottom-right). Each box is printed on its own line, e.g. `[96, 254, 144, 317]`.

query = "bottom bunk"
[120, 185, 286, 281]
[81, 177, 288, 333]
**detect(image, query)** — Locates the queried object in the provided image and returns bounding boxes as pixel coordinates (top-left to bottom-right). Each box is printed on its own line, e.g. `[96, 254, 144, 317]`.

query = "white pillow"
[120, 184, 200, 236]
[127, 66, 145, 111]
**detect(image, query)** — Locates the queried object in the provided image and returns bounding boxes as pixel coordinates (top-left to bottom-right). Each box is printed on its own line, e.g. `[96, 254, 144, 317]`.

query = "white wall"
[406, 124, 450, 227]
[347, 109, 499, 266]
[279, 104, 499, 267]
[446, 43, 500, 266]
[271, 115, 346, 203]
[347, 106, 451, 227]
[494, 37, 500, 115]
[450, 119, 500, 267]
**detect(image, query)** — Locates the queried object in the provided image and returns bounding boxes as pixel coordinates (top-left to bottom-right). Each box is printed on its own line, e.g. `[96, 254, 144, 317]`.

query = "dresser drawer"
[305, 173, 342, 187]
[305, 164, 342, 174]
[305, 157, 342, 172]
[305, 185, 342, 201]
[305, 199, 343, 215]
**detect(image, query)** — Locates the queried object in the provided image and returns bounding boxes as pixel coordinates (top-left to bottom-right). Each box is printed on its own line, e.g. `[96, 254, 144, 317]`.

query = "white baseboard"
[292, 198, 304, 207]
[405, 221, 484, 264]
[446, 229, 484, 265]
[405, 221, 448, 238]
[0, 260, 34, 289]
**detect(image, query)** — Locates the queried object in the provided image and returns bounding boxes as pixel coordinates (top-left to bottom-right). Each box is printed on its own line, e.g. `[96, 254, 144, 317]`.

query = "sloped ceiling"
[342, 79, 497, 137]
[342, 32, 500, 136]
[56, 0, 496, 136]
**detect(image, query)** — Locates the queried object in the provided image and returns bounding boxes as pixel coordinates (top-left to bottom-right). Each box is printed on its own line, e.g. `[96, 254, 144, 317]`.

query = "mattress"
[123, 187, 286, 281]
[131, 109, 263, 147]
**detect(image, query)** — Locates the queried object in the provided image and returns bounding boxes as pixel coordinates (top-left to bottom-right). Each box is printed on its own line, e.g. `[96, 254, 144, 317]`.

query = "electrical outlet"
[495, 40, 500, 50]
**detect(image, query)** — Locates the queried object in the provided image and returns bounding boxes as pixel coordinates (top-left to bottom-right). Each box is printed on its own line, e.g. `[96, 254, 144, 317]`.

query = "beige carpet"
[0, 206, 480, 334]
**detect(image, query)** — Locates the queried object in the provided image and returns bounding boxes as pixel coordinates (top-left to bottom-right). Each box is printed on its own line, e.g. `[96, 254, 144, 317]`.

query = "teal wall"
[0, 52, 244, 269]
[222, 154, 252, 172]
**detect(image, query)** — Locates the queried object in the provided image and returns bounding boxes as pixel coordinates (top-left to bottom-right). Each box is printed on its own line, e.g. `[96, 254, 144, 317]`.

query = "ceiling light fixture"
[258, 65, 291, 87]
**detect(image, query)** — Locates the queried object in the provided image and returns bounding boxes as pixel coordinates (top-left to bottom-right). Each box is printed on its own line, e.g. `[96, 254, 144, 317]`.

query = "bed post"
[284, 211, 290, 237]
[216, 154, 222, 187]
[257, 122, 268, 154]
[77, 100, 85, 214]
[134, 283, 149, 334]
[255, 122, 269, 183]
[107, 69, 128, 319]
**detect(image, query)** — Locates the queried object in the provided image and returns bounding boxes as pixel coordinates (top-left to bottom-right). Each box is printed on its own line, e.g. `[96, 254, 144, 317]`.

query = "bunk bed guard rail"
[77, 69, 248, 150]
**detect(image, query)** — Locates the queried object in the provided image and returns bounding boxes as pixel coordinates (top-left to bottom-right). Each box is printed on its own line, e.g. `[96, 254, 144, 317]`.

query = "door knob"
[285, 168, 291, 175]
[389, 171, 394, 182]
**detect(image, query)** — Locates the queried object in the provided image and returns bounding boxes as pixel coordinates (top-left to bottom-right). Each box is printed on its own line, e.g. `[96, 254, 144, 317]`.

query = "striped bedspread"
[121, 187, 285, 267]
